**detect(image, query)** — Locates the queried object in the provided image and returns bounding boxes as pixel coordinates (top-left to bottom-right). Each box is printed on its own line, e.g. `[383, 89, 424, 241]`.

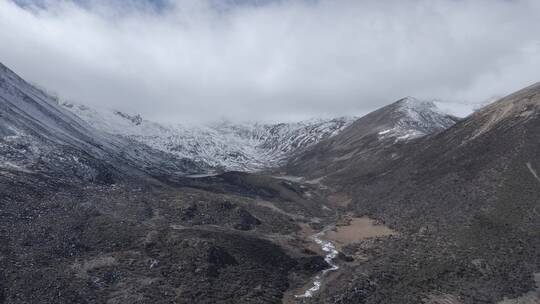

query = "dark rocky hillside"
[298, 84, 540, 303]
[0, 62, 337, 304]
[285, 97, 459, 188]
[0, 168, 334, 304]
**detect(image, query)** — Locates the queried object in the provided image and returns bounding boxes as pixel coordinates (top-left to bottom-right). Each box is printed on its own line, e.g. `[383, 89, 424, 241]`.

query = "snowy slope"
[63, 102, 355, 171]
[0, 62, 204, 181]
[0, 62, 112, 179]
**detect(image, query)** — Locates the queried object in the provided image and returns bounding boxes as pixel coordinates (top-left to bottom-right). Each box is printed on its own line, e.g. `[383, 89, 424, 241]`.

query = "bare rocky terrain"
[287, 84, 540, 304]
[0, 169, 337, 304]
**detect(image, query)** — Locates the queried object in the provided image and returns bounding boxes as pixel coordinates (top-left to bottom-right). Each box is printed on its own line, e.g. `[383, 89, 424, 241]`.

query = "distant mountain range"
[0, 58, 466, 181]
[60, 96, 463, 173]
[61, 102, 356, 172]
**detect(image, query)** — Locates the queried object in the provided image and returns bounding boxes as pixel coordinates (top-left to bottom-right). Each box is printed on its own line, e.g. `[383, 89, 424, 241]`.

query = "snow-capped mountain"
[376, 97, 459, 141]
[62, 102, 355, 171]
[0, 62, 204, 182]
[286, 96, 461, 179]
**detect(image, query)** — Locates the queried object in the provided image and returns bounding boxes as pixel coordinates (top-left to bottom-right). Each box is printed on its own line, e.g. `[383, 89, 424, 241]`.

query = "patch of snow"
[0, 161, 32, 173]
[526, 162, 540, 185]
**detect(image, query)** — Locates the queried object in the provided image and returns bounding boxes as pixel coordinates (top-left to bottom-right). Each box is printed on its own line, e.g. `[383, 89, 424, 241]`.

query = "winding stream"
[295, 228, 339, 298]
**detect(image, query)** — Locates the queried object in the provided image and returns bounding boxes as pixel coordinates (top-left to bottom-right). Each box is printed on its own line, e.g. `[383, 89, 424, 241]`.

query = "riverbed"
[295, 228, 339, 298]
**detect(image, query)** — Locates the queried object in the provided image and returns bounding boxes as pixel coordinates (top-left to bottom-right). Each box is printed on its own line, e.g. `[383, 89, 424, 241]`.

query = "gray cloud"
[1, 0, 539, 122]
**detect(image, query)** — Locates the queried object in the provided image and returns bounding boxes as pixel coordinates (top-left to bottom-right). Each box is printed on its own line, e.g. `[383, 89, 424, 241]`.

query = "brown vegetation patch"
[325, 217, 397, 249]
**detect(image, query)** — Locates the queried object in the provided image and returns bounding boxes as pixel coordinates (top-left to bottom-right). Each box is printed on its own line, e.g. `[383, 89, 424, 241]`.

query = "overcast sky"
[1, 0, 539, 122]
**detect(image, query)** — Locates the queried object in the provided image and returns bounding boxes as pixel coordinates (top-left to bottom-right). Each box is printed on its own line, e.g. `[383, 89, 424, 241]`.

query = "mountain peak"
[376, 97, 458, 142]
[394, 96, 442, 117]
[397, 96, 436, 108]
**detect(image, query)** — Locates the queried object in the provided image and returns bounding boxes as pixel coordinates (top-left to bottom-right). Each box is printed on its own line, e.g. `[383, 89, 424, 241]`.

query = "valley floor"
[1, 170, 539, 304]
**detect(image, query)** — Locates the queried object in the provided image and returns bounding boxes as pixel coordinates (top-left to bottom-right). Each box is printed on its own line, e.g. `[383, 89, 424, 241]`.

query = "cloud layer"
[1, 0, 539, 122]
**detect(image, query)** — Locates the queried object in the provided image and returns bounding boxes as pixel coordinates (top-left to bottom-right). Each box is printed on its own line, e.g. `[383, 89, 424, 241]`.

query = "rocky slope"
[285, 96, 460, 184]
[299, 83, 540, 303]
[0, 167, 338, 304]
[63, 102, 354, 172]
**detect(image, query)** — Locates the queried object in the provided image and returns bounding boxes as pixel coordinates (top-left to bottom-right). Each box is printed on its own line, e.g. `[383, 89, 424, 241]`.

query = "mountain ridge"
[62, 101, 357, 171]
[285, 95, 460, 182]
[0, 62, 205, 183]
[61, 95, 461, 174]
